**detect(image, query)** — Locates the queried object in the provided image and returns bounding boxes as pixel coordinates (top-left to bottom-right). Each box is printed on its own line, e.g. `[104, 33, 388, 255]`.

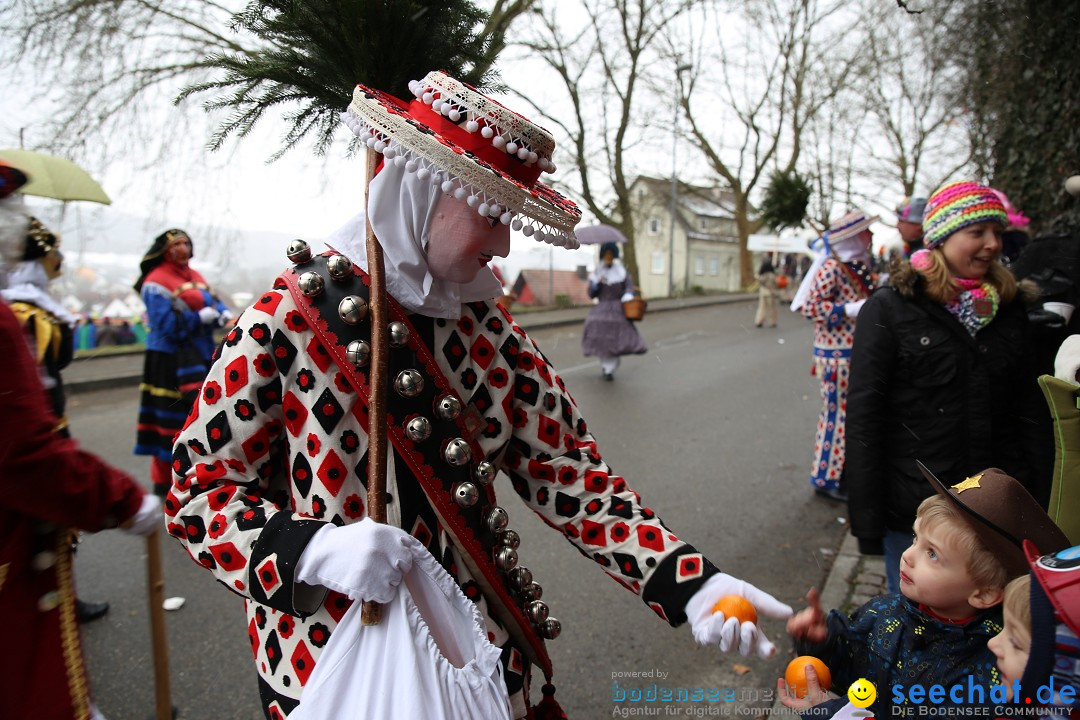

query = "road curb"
[66, 294, 757, 393]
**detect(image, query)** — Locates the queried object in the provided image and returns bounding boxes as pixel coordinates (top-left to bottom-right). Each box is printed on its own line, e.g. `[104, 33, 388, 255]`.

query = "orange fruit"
[710, 595, 758, 625]
[784, 656, 832, 698]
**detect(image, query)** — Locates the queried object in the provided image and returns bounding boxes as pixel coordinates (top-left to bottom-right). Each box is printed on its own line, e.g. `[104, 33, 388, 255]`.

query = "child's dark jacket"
[796, 593, 1002, 718]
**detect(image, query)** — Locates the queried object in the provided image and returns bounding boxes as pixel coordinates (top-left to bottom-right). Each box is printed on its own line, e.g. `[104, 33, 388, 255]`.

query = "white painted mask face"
[425, 193, 511, 285]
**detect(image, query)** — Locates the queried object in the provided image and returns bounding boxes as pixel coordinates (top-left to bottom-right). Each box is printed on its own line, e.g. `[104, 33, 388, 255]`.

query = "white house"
[628, 176, 743, 299]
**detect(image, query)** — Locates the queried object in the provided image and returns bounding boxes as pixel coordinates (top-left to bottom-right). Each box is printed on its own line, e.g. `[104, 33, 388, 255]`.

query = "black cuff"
[248, 511, 330, 616]
[641, 545, 720, 626]
[857, 537, 884, 556]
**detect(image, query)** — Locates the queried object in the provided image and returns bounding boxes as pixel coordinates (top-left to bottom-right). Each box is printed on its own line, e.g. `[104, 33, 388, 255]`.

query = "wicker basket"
[622, 297, 647, 321]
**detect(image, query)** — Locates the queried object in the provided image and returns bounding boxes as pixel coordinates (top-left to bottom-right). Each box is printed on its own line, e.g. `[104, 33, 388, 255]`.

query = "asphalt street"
[67, 299, 849, 719]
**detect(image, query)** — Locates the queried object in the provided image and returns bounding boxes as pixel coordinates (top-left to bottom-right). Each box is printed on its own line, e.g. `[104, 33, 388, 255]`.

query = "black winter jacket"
[846, 274, 1048, 552]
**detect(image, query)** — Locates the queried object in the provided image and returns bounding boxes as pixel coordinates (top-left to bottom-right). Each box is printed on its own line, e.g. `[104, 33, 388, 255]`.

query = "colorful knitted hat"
[922, 181, 1008, 249]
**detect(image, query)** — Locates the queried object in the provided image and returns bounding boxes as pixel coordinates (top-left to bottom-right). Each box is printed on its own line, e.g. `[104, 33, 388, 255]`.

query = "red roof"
[512, 269, 592, 306]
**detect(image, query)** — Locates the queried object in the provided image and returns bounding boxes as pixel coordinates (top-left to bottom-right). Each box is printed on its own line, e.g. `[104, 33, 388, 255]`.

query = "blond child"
[987, 543, 1080, 715]
[780, 466, 1068, 718]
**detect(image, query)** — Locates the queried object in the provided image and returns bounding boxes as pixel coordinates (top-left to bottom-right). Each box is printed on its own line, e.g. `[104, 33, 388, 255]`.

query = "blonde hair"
[891, 248, 1018, 305]
[916, 495, 1010, 590]
[1002, 575, 1032, 630]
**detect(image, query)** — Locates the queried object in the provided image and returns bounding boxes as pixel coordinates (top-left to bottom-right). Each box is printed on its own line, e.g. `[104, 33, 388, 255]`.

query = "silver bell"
[394, 369, 424, 398]
[327, 253, 354, 280]
[496, 529, 521, 549]
[345, 340, 371, 367]
[435, 394, 463, 420]
[541, 617, 562, 640]
[443, 438, 472, 466]
[507, 566, 532, 592]
[286, 239, 312, 264]
[486, 506, 509, 533]
[526, 600, 550, 624]
[474, 461, 497, 485]
[406, 416, 433, 442]
[388, 321, 411, 347]
[453, 481, 480, 508]
[338, 295, 368, 324]
[521, 582, 543, 602]
[298, 271, 325, 298]
[495, 546, 519, 571]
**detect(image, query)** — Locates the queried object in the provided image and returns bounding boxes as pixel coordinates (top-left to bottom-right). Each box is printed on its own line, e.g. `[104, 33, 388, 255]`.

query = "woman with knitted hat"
[165, 71, 791, 719]
[846, 181, 1049, 594]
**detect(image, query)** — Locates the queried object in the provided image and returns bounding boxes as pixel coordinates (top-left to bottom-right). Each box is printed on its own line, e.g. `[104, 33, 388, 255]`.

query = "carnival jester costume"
[167, 71, 791, 719]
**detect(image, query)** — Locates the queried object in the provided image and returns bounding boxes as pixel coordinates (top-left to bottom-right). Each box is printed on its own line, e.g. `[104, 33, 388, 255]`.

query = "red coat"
[0, 300, 145, 720]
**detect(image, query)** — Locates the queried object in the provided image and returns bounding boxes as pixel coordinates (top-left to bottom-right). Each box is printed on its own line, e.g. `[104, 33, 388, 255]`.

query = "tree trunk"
[736, 198, 754, 289]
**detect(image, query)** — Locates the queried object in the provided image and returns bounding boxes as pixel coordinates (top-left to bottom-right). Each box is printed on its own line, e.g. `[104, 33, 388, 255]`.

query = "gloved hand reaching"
[122, 494, 163, 536]
[295, 519, 427, 604]
[843, 299, 866, 318]
[685, 572, 793, 659]
[198, 306, 221, 325]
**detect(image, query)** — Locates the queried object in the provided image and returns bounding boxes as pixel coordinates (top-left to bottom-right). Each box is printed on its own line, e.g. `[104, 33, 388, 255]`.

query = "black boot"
[814, 487, 848, 503]
[76, 599, 110, 623]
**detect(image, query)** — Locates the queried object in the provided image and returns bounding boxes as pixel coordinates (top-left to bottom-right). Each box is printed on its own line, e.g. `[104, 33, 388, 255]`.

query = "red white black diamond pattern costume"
[167, 263, 718, 717]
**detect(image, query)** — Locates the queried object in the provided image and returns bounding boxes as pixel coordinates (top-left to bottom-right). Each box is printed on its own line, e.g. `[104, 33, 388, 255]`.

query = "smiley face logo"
[848, 678, 876, 708]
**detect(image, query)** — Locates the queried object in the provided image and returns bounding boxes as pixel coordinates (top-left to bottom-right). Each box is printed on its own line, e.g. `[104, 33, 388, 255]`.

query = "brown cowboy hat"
[917, 461, 1069, 578]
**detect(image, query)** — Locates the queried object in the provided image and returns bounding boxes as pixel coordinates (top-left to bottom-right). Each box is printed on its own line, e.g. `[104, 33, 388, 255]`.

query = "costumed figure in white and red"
[166, 71, 792, 719]
[133, 228, 231, 497]
[790, 211, 878, 501]
[0, 161, 161, 720]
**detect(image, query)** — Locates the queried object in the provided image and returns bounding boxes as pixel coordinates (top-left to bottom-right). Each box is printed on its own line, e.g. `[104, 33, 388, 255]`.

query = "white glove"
[219, 309, 234, 326]
[122, 494, 163, 536]
[295, 519, 425, 604]
[198, 306, 221, 325]
[620, 291, 637, 303]
[843, 300, 866, 318]
[685, 572, 793, 659]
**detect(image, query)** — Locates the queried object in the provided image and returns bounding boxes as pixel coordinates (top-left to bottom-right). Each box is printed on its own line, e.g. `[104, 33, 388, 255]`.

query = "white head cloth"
[1, 260, 78, 324]
[788, 231, 871, 312]
[0, 194, 30, 290]
[330, 162, 502, 320]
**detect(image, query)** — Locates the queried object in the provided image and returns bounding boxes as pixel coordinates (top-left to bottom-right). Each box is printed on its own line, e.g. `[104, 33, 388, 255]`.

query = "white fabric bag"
[290, 547, 512, 720]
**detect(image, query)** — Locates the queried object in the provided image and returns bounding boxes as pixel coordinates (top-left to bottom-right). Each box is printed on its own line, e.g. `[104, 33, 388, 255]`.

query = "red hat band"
[408, 99, 544, 188]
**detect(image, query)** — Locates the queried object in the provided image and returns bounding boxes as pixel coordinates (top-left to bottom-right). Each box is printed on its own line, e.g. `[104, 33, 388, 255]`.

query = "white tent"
[100, 296, 141, 319]
[748, 233, 815, 255]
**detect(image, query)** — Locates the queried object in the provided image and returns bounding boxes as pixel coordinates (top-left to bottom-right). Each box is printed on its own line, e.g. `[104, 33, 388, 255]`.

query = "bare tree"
[681, 0, 857, 287]
[854, 2, 973, 202]
[1, 0, 534, 174]
[513, 0, 698, 282]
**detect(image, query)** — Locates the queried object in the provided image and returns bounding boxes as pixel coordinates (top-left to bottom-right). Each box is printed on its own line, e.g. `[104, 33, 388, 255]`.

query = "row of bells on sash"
[288, 240, 561, 641]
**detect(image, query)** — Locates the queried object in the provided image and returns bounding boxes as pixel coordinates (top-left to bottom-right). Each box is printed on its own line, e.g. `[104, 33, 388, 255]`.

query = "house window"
[651, 252, 665, 275]
[648, 216, 661, 235]
[699, 217, 709, 231]
[709, 257, 719, 275]
[637, 186, 646, 202]
[694, 255, 705, 275]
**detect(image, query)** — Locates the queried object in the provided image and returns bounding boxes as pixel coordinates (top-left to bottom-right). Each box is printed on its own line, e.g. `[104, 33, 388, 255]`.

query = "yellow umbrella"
[0, 149, 111, 205]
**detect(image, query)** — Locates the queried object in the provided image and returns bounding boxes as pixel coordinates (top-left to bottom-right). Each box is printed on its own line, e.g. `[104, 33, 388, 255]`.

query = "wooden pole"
[146, 529, 172, 720]
[361, 146, 389, 626]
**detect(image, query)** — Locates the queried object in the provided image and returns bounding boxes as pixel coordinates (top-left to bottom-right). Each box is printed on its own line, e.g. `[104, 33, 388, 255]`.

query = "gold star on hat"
[951, 473, 983, 493]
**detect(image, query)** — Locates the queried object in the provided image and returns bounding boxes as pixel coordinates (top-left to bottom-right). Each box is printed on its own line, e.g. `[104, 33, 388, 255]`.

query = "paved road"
[68, 299, 848, 719]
